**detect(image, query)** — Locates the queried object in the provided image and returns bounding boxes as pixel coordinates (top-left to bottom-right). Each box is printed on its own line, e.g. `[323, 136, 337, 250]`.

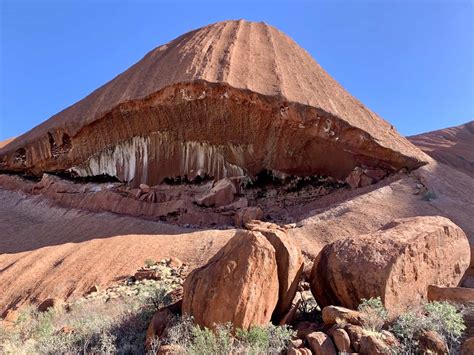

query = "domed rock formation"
[0, 20, 426, 187]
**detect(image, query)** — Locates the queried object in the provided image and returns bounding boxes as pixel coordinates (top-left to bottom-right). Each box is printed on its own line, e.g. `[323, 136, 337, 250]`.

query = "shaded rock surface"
[310, 216, 470, 314]
[245, 221, 304, 321]
[0, 20, 426, 187]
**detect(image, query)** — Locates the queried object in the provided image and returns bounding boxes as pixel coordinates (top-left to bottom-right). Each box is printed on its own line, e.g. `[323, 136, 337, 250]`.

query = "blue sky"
[0, 0, 472, 141]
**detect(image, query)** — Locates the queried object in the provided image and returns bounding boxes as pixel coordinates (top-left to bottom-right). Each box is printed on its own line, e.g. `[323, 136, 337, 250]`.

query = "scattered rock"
[359, 334, 390, 355]
[195, 178, 236, 207]
[139, 184, 151, 193]
[146, 301, 182, 348]
[235, 206, 263, 227]
[288, 348, 312, 355]
[245, 221, 304, 321]
[84, 285, 100, 295]
[310, 216, 470, 314]
[344, 324, 364, 352]
[182, 230, 279, 330]
[321, 305, 362, 326]
[295, 321, 324, 339]
[134, 269, 161, 281]
[305, 331, 337, 355]
[332, 328, 352, 352]
[37, 298, 64, 312]
[417, 330, 448, 355]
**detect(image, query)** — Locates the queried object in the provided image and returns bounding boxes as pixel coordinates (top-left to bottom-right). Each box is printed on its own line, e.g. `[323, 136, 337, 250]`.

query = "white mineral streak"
[70, 133, 246, 184]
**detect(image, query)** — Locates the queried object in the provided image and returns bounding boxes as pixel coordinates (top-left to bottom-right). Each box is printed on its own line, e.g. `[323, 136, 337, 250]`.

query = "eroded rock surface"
[0, 20, 426, 187]
[310, 216, 470, 314]
[182, 230, 279, 330]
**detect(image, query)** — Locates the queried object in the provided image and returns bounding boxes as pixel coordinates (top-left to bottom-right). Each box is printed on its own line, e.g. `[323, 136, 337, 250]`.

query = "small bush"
[357, 296, 388, 332]
[164, 317, 294, 354]
[421, 190, 437, 201]
[391, 301, 466, 354]
[144, 258, 157, 267]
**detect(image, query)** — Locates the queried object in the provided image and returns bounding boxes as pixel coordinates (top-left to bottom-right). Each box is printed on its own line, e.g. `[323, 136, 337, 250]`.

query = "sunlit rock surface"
[0, 20, 427, 186]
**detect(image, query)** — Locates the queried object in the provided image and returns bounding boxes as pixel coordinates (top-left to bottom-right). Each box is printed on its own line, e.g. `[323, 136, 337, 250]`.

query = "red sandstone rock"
[321, 305, 362, 326]
[359, 334, 390, 355]
[195, 178, 236, 207]
[310, 216, 470, 314]
[332, 328, 352, 353]
[245, 221, 304, 321]
[427, 285, 474, 305]
[409, 121, 474, 178]
[182, 230, 279, 330]
[235, 206, 263, 227]
[37, 298, 64, 312]
[0, 20, 426, 187]
[417, 330, 448, 355]
[344, 324, 364, 352]
[305, 331, 337, 355]
[461, 337, 474, 355]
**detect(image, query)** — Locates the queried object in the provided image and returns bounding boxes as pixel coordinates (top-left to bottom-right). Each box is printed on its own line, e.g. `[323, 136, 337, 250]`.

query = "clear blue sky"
[0, 0, 472, 141]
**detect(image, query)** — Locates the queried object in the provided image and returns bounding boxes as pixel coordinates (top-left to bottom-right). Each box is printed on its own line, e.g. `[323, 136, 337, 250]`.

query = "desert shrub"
[421, 190, 437, 201]
[144, 258, 157, 267]
[391, 301, 466, 354]
[164, 317, 294, 355]
[0, 282, 173, 354]
[357, 296, 388, 332]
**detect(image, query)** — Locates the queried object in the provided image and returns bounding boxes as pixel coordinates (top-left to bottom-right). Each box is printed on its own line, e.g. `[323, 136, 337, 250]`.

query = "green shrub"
[391, 301, 466, 354]
[164, 318, 294, 355]
[144, 258, 157, 267]
[357, 296, 388, 332]
[421, 190, 437, 201]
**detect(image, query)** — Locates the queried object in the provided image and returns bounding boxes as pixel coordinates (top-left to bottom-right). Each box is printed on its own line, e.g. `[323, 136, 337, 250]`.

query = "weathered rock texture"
[409, 121, 474, 178]
[310, 216, 470, 315]
[245, 221, 304, 321]
[0, 20, 426, 187]
[182, 230, 279, 330]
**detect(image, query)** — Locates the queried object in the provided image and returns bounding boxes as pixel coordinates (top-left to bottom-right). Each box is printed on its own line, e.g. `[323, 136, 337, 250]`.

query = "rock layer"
[0, 20, 426, 187]
[310, 216, 471, 315]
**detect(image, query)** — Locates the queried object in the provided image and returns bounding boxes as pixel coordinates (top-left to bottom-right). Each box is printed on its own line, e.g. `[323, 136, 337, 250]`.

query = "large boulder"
[245, 221, 304, 321]
[310, 216, 470, 314]
[195, 178, 236, 207]
[182, 230, 279, 330]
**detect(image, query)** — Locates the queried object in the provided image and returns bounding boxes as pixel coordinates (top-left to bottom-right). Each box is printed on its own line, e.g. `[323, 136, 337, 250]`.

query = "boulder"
[145, 301, 181, 348]
[139, 184, 151, 193]
[332, 328, 352, 352]
[417, 330, 448, 355]
[310, 216, 470, 314]
[287, 348, 312, 355]
[321, 305, 362, 326]
[359, 334, 390, 355]
[305, 331, 337, 355]
[245, 221, 304, 321]
[344, 324, 364, 352]
[427, 285, 474, 305]
[195, 178, 236, 207]
[157, 344, 185, 355]
[461, 337, 474, 355]
[234, 206, 263, 227]
[182, 230, 279, 330]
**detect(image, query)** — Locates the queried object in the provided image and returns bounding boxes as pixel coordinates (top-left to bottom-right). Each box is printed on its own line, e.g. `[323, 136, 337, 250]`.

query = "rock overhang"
[0, 20, 428, 187]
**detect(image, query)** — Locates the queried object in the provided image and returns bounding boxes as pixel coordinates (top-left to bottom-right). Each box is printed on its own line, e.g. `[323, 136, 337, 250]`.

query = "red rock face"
[409, 121, 474, 178]
[0, 20, 426, 187]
